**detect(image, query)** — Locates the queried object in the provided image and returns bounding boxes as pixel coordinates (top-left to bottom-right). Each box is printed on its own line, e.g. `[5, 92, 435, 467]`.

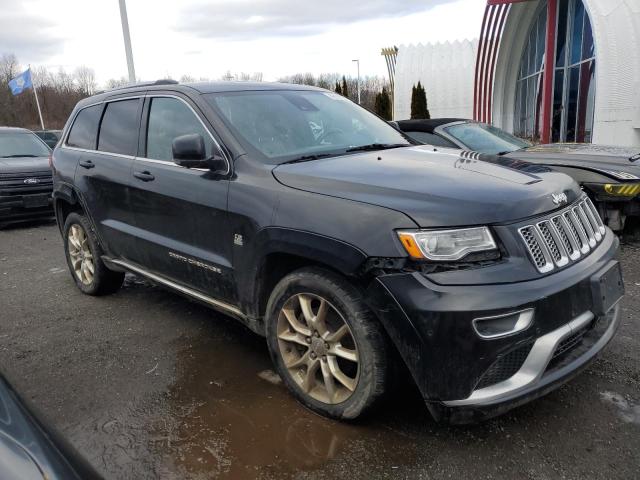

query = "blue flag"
[8, 68, 33, 96]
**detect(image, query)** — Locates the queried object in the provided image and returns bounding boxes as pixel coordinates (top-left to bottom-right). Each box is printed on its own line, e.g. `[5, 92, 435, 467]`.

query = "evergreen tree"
[374, 87, 392, 121]
[341, 76, 349, 99]
[410, 81, 430, 119]
[335, 81, 342, 95]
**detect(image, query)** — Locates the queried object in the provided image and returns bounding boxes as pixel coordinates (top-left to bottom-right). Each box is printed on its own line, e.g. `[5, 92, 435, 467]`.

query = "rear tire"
[265, 267, 390, 420]
[63, 212, 124, 295]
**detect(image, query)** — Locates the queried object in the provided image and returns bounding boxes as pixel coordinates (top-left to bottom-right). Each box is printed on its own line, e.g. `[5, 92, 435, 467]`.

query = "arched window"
[514, 0, 596, 143]
[514, 5, 547, 141]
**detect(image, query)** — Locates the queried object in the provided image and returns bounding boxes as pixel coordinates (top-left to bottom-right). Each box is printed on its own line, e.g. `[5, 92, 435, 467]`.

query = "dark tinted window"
[98, 99, 140, 156]
[67, 104, 102, 149]
[146, 97, 214, 161]
[405, 131, 458, 148]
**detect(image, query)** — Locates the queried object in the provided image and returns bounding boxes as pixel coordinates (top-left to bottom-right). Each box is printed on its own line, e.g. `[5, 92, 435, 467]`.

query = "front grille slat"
[519, 196, 605, 273]
[585, 197, 606, 235]
[574, 205, 597, 247]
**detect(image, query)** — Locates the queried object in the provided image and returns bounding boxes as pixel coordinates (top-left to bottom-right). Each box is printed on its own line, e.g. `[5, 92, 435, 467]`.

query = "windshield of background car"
[0, 132, 51, 158]
[444, 122, 531, 155]
[204, 90, 410, 163]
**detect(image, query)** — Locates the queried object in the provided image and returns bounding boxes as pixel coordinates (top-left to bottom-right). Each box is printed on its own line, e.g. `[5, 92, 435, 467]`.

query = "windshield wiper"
[280, 153, 335, 165]
[346, 143, 408, 153]
[1, 154, 40, 158]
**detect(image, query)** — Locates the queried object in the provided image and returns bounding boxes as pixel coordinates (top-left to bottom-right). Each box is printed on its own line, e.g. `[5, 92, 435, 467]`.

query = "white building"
[393, 0, 640, 147]
[393, 40, 478, 121]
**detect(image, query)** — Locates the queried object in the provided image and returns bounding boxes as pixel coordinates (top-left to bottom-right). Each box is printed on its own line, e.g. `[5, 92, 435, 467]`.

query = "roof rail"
[97, 79, 179, 95]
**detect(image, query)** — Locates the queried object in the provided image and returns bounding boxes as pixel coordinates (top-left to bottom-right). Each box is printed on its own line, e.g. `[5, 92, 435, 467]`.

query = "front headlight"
[397, 227, 497, 261]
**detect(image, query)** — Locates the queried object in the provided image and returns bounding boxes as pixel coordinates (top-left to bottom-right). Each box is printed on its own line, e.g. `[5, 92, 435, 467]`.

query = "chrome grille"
[519, 197, 605, 273]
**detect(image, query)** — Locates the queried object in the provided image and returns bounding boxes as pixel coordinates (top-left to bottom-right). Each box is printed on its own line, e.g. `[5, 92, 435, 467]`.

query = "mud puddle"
[154, 319, 426, 479]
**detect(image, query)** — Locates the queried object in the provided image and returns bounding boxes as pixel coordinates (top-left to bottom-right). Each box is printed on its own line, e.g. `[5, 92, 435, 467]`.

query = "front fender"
[235, 227, 369, 320]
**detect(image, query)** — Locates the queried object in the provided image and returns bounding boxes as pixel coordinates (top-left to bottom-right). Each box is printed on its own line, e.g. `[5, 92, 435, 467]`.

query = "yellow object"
[604, 184, 640, 197]
[397, 233, 425, 259]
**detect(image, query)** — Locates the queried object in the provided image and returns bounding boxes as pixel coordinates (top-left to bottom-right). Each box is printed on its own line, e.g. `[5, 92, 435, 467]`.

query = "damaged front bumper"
[366, 231, 623, 423]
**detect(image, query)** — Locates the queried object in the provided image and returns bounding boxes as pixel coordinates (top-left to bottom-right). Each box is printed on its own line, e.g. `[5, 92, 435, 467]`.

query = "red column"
[540, 0, 558, 143]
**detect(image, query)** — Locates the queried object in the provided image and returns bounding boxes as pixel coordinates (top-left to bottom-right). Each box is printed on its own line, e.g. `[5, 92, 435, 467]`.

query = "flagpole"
[28, 65, 45, 130]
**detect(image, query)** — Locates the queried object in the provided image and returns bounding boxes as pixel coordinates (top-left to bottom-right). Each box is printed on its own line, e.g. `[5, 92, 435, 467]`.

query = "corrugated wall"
[393, 39, 478, 121]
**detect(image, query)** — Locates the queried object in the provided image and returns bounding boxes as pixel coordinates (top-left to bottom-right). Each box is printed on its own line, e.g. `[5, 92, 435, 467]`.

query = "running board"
[108, 258, 246, 320]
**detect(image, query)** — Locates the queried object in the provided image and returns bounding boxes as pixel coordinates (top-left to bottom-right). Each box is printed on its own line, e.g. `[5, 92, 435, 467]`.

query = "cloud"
[0, 0, 64, 61]
[175, 0, 452, 40]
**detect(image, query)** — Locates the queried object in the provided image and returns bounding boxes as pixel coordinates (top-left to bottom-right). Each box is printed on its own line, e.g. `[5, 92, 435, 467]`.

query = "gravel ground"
[0, 221, 638, 479]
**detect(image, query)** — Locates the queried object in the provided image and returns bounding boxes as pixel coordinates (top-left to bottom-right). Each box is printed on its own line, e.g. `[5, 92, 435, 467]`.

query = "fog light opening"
[473, 309, 534, 339]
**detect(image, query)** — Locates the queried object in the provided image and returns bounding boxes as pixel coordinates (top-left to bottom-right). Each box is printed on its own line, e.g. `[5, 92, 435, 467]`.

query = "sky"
[1, 0, 485, 86]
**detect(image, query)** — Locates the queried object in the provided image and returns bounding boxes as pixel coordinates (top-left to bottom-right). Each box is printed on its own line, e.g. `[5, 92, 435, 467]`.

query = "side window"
[146, 97, 214, 161]
[66, 104, 102, 149]
[97, 99, 140, 156]
[406, 131, 458, 148]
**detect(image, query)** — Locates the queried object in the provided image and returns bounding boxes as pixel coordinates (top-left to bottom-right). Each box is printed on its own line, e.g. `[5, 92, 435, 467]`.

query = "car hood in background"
[273, 146, 581, 227]
[507, 144, 640, 180]
[0, 156, 51, 174]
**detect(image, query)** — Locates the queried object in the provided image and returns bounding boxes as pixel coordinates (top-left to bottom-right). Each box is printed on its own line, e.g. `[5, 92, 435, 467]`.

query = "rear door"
[128, 94, 235, 303]
[70, 97, 142, 258]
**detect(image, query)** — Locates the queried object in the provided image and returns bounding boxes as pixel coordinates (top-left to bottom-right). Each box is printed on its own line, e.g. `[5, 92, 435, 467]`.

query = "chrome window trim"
[61, 93, 232, 176]
[472, 309, 535, 340]
[61, 145, 135, 160]
[63, 96, 144, 149]
[144, 94, 231, 175]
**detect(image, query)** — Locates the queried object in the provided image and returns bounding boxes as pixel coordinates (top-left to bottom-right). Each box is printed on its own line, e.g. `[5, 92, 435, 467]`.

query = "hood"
[0, 156, 51, 174]
[273, 146, 581, 227]
[509, 143, 640, 180]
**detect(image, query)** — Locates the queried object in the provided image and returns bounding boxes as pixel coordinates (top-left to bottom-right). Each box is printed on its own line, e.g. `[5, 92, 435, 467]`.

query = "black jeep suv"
[51, 81, 624, 423]
[0, 127, 53, 227]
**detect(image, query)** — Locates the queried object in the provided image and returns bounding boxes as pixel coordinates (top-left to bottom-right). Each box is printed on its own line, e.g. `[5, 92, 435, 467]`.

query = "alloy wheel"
[277, 293, 359, 404]
[67, 224, 94, 285]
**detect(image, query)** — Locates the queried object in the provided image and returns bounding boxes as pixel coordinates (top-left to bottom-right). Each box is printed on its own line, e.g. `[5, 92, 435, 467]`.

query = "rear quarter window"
[405, 131, 458, 148]
[98, 99, 141, 156]
[66, 104, 103, 149]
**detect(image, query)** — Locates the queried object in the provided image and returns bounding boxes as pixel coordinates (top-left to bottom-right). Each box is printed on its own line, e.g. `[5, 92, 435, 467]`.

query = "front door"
[128, 94, 235, 303]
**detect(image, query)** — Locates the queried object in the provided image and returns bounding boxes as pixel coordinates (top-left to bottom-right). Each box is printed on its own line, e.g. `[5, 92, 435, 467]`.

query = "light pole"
[352, 59, 360, 104]
[118, 0, 136, 83]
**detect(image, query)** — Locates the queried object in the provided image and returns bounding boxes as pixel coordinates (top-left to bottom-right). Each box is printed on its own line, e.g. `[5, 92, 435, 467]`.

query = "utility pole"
[352, 59, 361, 104]
[118, 0, 136, 83]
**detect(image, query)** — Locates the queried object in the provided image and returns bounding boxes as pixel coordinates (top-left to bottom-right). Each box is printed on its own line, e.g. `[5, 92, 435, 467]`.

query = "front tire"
[265, 267, 389, 420]
[63, 212, 124, 295]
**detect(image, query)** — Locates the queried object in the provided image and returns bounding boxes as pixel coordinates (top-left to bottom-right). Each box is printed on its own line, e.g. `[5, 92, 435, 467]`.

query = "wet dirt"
[1, 223, 639, 479]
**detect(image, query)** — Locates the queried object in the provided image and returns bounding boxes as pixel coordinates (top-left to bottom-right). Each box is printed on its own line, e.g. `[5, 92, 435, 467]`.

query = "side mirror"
[172, 134, 227, 173]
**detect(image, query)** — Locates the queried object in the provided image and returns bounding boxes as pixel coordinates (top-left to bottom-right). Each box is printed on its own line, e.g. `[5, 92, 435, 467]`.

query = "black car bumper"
[366, 231, 622, 423]
[0, 193, 53, 225]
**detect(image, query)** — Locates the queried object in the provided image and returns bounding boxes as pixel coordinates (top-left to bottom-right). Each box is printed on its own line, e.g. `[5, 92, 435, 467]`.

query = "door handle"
[133, 171, 155, 182]
[79, 160, 95, 169]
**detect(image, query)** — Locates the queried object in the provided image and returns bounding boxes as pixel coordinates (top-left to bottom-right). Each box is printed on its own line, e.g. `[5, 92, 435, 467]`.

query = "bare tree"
[105, 77, 129, 89]
[180, 74, 196, 83]
[74, 66, 97, 96]
[0, 53, 91, 129]
[0, 53, 19, 84]
[278, 72, 390, 112]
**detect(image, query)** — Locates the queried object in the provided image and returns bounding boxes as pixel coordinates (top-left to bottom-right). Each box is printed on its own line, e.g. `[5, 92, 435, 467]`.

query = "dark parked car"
[0, 127, 54, 227]
[33, 130, 63, 149]
[52, 82, 624, 423]
[0, 373, 100, 479]
[396, 119, 640, 233]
